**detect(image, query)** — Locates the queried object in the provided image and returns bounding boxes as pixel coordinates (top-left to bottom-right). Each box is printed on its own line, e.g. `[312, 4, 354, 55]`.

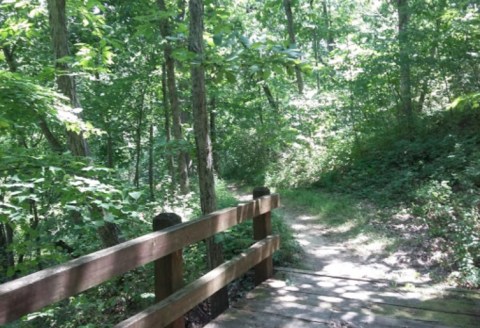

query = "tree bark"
[39, 118, 64, 153]
[47, 0, 90, 157]
[157, 0, 189, 195]
[148, 122, 155, 200]
[47, 0, 122, 247]
[134, 86, 147, 188]
[162, 64, 176, 185]
[106, 127, 114, 168]
[2, 46, 17, 72]
[0, 223, 15, 282]
[209, 97, 220, 173]
[397, 0, 413, 125]
[322, 0, 335, 52]
[312, 23, 321, 91]
[283, 0, 304, 94]
[149, 107, 155, 201]
[189, 0, 228, 319]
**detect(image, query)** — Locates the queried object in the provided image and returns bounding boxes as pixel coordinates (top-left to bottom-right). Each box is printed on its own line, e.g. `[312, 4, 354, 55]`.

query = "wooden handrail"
[116, 236, 280, 328]
[0, 193, 280, 325]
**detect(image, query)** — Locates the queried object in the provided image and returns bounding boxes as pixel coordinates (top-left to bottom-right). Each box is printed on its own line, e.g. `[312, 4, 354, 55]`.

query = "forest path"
[276, 201, 428, 284]
[232, 186, 434, 285]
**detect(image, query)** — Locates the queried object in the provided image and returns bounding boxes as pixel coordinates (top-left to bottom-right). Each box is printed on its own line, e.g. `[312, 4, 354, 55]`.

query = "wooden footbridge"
[1, 190, 479, 327]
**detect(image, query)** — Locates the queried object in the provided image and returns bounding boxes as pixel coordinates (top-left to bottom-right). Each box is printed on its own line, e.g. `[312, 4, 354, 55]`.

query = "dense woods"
[1, 0, 479, 326]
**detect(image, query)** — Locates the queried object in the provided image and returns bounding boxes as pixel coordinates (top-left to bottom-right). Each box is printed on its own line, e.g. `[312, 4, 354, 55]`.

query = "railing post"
[152, 213, 184, 328]
[252, 187, 273, 285]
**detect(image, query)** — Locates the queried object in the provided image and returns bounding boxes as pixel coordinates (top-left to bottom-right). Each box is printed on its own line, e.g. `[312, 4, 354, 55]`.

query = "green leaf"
[213, 33, 223, 46]
[128, 191, 142, 200]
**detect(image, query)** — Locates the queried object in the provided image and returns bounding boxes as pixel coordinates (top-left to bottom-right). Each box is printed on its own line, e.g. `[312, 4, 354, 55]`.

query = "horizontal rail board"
[115, 235, 281, 328]
[0, 194, 279, 324]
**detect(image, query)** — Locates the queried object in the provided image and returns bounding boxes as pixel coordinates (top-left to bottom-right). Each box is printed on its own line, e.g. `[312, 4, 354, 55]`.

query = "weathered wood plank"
[204, 307, 326, 327]
[272, 271, 480, 317]
[115, 235, 281, 328]
[237, 278, 479, 327]
[236, 288, 455, 328]
[0, 194, 279, 325]
[277, 267, 480, 299]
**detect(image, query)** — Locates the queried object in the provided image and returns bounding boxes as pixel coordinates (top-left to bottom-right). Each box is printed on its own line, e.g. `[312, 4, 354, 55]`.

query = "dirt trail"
[234, 187, 433, 285]
[278, 204, 432, 284]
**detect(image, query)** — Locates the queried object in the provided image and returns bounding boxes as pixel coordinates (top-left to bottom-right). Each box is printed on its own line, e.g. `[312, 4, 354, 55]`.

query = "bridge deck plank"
[206, 270, 480, 328]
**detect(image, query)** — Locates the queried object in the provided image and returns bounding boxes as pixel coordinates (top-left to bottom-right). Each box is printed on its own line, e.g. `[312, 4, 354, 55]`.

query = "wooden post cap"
[253, 187, 271, 199]
[153, 213, 182, 231]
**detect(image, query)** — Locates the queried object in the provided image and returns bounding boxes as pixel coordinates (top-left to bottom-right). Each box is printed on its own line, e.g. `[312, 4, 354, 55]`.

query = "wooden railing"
[0, 189, 280, 327]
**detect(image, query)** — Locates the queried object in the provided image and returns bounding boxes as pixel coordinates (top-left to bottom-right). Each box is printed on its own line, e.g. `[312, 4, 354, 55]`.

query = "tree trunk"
[162, 64, 176, 185]
[283, 0, 304, 94]
[47, 0, 90, 157]
[39, 118, 64, 153]
[209, 96, 220, 173]
[189, 0, 228, 319]
[149, 109, 155, 201]
[262, 84, 278, 111]
[0, 223, 15, 282]
[148, 122, 155, 200]
[2, 46, 17, 72]
[397, 0, 413, 125]
[322, 0, 335, 52]
[157, 0, 189, 195]
[47, 0, 122, 247]
[106, 127, 114, 168]
[134, 87, 147, 188]
[312, 25, 321, 91]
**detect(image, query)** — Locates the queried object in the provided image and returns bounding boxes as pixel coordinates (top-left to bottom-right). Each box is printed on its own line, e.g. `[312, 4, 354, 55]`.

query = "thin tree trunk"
[106, 127, 114, 168]
[189, 0, 228, 319]
[2, 46, 17, 72]
[29, 193, 42, 270]
[134, 87, 147, 188]
[177, 0, 186, 21]
[397, 0, 413, 125]
[322, 0, 335, 52]
[149, 108, 155, 201]
[157, 0, 190, 195]
[312, 27, 321, 91]
[162, 64, 176, 185]
[209, 96, 220, 173]
[262, 84, 278, 111]
[0, 223, 15, 282]
[39, 118, 64, 153]
[283, 0, 304, 94]
[47, 0, 122, 247]
[418, 79, 428, 113]
[148, 122, 155, 200]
